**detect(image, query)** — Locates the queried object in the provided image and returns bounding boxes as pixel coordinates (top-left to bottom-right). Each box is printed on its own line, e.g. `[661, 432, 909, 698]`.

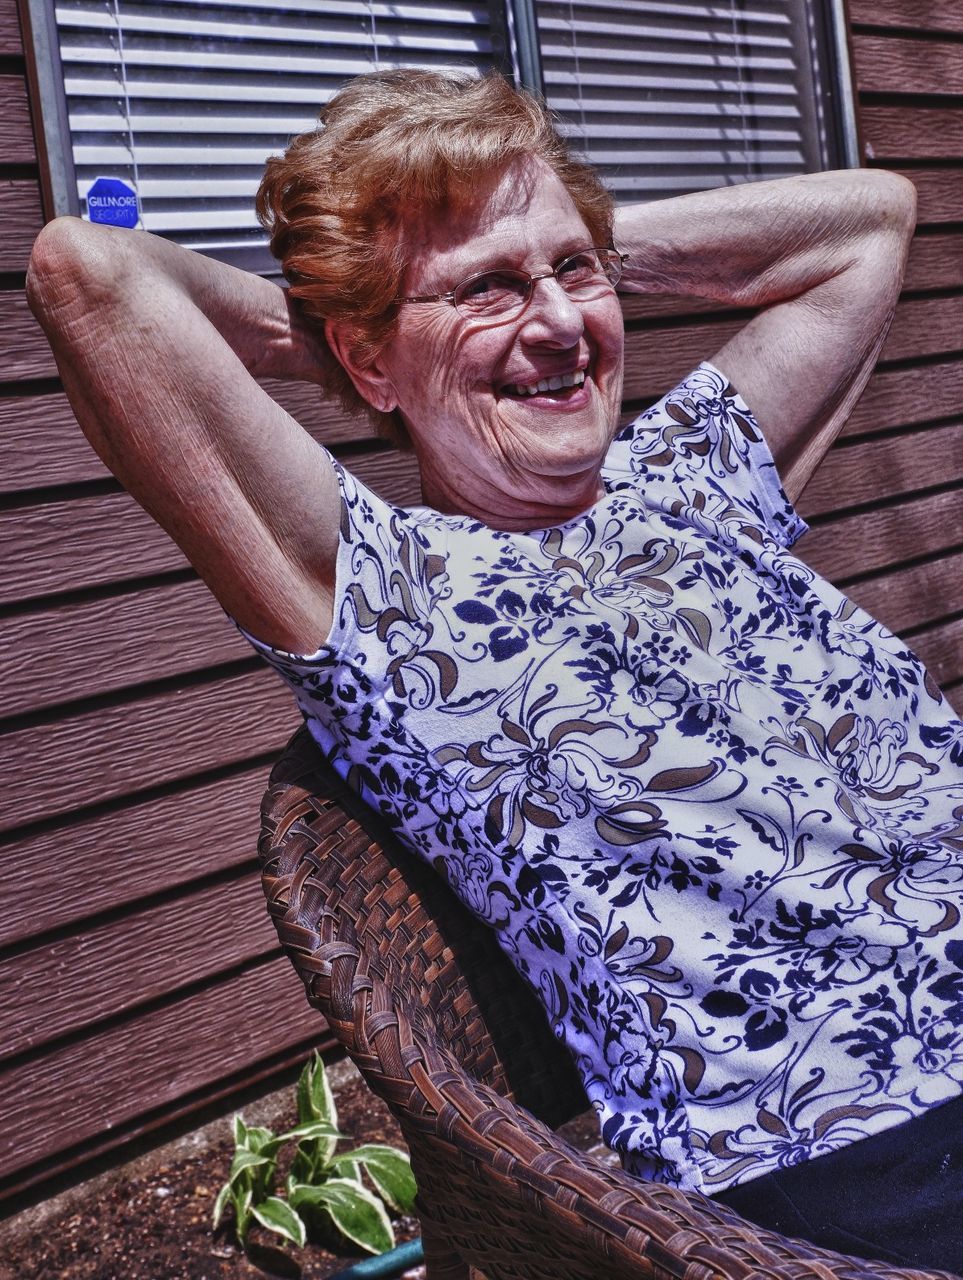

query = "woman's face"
[337, 156, 625, 528]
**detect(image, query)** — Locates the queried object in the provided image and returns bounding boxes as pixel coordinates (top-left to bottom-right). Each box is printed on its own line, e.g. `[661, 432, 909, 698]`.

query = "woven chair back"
[258, 727, 956, 1280]
[259, 726, 587, 1127]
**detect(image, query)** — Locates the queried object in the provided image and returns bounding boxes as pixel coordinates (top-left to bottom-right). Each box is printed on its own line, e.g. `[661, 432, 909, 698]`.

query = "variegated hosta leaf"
[348, 1145, 417, 1213]
[234, 1186, 254, 1245]
[228, 1149, 270, 1182]
[212, 1180, 231, 1229]
[251, 1196, 307, 1249]
[296, 1053, 340, 1166]
[284, 1119, 343, 1144]
[329, 1155, 363, 1183]
[298, 1052, 338, 1128]
[290, 1178, 394, 1255]
[244, 1125, 275, 1153]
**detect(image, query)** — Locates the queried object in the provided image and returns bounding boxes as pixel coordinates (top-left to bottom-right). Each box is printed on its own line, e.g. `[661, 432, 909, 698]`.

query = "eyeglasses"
[395, 247, 629, 324]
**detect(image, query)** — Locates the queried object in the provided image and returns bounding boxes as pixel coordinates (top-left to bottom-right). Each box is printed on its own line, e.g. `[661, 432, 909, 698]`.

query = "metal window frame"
[824, 0, 862, 169]
[503, 0, 544, 97]
[18, 0, 79, 219]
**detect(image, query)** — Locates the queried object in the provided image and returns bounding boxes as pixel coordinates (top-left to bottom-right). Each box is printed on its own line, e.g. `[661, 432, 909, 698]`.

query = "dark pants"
[712, 1093, 963, 1273]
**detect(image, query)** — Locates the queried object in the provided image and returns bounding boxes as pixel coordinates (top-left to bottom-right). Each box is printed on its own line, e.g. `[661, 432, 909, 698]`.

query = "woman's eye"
[463, 273, 500, 298]
[458, 271, 527, 312]
[559, 253, 597, 281]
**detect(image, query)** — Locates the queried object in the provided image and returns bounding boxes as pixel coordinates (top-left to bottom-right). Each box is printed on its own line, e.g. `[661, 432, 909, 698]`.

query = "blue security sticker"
[86, 176, 140, 228]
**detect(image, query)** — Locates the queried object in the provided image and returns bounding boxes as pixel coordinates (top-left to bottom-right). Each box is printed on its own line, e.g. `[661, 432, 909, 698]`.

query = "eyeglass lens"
[453, 249, 622, 319]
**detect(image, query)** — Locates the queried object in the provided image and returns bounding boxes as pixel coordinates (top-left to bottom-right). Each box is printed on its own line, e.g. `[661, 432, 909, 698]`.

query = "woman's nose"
[520, 275, 585, 345]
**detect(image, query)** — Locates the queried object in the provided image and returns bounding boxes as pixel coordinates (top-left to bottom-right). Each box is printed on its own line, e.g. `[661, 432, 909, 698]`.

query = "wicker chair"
[259, 726, 955, 1280]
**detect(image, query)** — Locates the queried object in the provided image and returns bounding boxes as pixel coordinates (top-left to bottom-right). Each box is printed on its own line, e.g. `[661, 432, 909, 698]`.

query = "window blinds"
[54, 0, 503, 268]
[45, 0, 842, 266]
[535, 0, 835, 202]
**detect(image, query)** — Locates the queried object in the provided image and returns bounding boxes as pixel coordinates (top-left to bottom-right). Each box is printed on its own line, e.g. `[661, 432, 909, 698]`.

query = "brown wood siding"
[0, 669, 295, 833]
[794, 0, 963, 719]
[1, 765, 269, 947]
[0, 450, 420, 606]
[0, 0, 332, 1206]
[0, 875, 278, 1058]
[0, 180, 42, 272]
[848, 0, 963, 34]
[0, 74, 34, 164]
[0, 958, 319, 1202]
[1, 0, 962, 1210]
[0, 384, 387, 494]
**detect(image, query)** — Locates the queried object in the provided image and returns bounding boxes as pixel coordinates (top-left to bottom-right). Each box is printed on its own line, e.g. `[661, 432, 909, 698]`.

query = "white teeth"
[511, 369, 586, 396]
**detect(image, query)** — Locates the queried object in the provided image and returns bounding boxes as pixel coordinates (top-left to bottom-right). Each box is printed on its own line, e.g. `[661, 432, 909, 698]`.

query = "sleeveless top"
[240, 363, 963, 1192]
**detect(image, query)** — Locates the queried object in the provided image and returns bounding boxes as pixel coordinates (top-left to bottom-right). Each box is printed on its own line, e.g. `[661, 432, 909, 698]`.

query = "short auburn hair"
[255, 68, 614, 445]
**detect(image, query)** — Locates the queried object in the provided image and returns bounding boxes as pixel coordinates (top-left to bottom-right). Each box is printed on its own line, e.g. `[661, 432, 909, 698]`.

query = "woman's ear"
[324, 319, 399, 414]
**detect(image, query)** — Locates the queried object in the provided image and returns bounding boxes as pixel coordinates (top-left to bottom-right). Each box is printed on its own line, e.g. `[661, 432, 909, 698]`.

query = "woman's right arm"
[27, 216, 341, 652]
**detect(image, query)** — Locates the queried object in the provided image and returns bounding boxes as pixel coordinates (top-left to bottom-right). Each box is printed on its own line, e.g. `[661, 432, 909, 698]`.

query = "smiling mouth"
[502, 369, 587, 399]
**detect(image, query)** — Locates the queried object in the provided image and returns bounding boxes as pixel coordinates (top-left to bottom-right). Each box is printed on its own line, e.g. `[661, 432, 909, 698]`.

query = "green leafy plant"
[213, 1052, 417, 1255]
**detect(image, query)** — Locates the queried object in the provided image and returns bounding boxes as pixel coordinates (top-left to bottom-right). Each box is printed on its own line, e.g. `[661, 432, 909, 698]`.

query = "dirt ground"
[0, 1064, 425, 1280]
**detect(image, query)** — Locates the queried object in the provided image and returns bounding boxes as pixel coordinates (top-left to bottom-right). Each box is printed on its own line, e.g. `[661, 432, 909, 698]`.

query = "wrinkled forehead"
[400, 156, 591, 294]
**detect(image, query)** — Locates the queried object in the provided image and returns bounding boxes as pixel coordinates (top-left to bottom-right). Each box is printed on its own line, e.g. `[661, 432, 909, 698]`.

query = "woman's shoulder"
[604, 362, 807, 550]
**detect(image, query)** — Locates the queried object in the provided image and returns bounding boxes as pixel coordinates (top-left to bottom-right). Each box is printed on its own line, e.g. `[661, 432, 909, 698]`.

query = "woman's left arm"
[614, 169, 917, 500]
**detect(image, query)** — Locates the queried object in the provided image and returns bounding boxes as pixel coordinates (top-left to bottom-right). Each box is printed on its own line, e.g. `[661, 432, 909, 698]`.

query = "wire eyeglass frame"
[395, 247, 629, 324]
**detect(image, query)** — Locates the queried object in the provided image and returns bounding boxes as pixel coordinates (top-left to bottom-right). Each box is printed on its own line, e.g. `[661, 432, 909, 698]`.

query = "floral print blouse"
[241, 363, 963, 1193]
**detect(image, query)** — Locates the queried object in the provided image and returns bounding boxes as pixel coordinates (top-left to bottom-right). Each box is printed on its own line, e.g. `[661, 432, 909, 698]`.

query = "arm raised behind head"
[615, 168, 917, 500]
[27, 216, 341, 652]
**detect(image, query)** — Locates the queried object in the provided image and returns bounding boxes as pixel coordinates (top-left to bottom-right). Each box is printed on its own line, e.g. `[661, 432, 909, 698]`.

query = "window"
[23, 0, 857, 271]
[534, 1, 859, 202]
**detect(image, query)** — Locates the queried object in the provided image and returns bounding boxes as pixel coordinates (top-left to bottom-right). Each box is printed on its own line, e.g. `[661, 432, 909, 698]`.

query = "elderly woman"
[28, 70, 963, 1268]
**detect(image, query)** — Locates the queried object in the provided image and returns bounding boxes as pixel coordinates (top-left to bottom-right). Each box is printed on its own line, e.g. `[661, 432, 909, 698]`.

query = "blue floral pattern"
[241, 363, 963, 1193]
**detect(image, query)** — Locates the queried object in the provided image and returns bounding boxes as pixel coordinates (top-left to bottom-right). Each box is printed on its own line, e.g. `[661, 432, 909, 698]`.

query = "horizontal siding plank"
[908, 616, 963, 688]
[0, 956, 318, 1184]
[256, 380, 411, 448]
[0, 385, 376, 495]
[894, 167, 963, 225]
[799, 421, 963, 518]
[0, 180, 42, 274]
[799, 489, 963, 583]
[352, 448, 421, 504]
[0, 875, 277, 1059]
[882, 295, 963, 363]
[623, 296, 963, 403]
[0, 490, 187, 604]
[947, 684, 963, 716]
[619, 294, 727, 323]
[0, 76, 35, 165]
[1, 288, 57, 382]
[903, 233, 963, 293]
[853, 33, 963, 97]
[847, 551, 963, 636]
[0, 0, 23, 55]
[849, 0, 963, 35]
[0, 766, 268, 948]
[0, 391, 104, 493]
[863, 106, 963, 161]
[0, 577, 249, 719]
[0, 449, 420, 603]
[623, 318, 742, 400]
[260, 377, 380, 446]
[0, 666, 297, 833]
[846, 359, 963, 435]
